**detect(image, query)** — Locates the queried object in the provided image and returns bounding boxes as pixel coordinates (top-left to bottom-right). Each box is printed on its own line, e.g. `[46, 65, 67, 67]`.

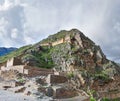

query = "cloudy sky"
[0, 0, 120, 62]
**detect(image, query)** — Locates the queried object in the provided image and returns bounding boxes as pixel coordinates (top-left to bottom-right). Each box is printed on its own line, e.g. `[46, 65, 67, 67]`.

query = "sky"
[0, 0, 120, 62]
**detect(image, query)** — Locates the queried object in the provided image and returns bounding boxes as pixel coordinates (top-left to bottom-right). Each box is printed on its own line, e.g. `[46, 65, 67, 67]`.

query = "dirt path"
[0, 90, 38, 101]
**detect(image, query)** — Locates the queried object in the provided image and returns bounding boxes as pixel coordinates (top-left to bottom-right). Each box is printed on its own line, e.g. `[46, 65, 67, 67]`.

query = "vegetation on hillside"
[0, 45, 32, 63]
[39, 30, 68, 44]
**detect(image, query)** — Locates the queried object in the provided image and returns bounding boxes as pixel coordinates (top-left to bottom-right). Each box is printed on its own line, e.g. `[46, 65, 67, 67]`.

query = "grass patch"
[0, 45, 32, 63]
[67, 72, 74, 79]
[101, 97, 120, 101]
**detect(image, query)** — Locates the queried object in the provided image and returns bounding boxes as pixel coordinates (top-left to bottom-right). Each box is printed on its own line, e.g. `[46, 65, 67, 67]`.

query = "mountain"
[0, 29, 120, 74]
[0, 29, 120, 100]
[0, 47, 17, 56]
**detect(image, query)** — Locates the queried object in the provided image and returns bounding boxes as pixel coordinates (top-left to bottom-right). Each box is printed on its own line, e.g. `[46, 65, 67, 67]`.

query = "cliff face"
[34, 29, 119, 75]
[48, 29, 108, 72]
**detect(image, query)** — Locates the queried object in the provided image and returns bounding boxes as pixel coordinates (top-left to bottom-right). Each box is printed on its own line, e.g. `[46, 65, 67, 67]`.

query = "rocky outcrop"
[48, 29, 109, 73]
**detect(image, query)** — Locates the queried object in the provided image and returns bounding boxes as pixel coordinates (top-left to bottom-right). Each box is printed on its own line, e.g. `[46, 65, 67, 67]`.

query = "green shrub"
[17, 78, 25, 83]
[94, 72, 110, 82]
[102, 98, 110, 101]
[67, 72, 74, 79]
[90, 97, 96, 101]
[101, 97, 120, 101]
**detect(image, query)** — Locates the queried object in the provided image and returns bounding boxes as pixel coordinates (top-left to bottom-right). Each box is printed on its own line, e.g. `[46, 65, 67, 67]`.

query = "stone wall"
[52, 38, 64, 46]
[46, 74, 67, 84]
[65, 35, 71, 43]
[40, 43, 50, 46]
[11, 65, 26, 74]
[52, 87, 78, 99]
[1, 65, 26, 74]
[0, 81, 17, 88]
[7, 58, 14, 67]
[0, 63, 55, 77]
[6, 57, 23, 67]
[1, 66, 8, 71]
[40, 35, 71, 47]
[13, 57, 23, 66]
[23, 67, 54, 77]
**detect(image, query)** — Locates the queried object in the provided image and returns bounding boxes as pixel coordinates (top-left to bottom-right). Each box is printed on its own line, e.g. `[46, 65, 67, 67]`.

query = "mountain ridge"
[0, 47, 17, 56]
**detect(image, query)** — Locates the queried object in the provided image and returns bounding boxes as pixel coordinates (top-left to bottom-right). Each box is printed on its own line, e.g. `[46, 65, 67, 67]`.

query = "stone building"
[0, 57, 55, 77]
[6, 57, 23, 67]
[0, 57, 25, 73]
[40, 35, 71, 47]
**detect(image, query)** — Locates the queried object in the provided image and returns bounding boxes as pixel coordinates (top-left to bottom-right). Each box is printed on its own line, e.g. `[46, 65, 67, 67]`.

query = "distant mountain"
[0, 47, 17, 56]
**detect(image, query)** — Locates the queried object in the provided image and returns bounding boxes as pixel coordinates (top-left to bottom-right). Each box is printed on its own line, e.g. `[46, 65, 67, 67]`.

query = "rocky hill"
[0, 47, 17, 56]
[0, 29, 120, 75]
[0, 29, 120, 100]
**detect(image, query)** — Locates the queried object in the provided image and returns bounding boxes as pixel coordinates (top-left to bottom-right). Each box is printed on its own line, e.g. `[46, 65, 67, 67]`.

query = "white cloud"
[24, 36, 33, 45]
[11, 28, 18, 39]
[0, 17, 8, 34]
[0, 0, 120, 62]
[0, 0, 13, 11]
[114, 22, 120, 33]
[0, 0, 25, 47]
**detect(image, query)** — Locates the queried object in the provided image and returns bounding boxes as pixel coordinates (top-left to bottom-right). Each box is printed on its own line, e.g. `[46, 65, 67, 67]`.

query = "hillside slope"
[0, 29, 120, 100]
[0, 29, 119, 73]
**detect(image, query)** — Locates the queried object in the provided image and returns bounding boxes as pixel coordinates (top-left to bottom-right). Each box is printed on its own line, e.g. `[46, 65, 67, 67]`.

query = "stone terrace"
[0, 57, 54, 77]
[0, 57, 90, 101]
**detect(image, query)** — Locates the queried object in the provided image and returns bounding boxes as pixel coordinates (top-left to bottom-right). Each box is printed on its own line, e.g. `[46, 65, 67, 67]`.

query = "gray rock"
[46, 87, 54, 97]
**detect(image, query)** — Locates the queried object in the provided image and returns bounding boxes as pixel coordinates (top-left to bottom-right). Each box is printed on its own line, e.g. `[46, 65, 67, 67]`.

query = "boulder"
[46, 87, 54, 97]
[52, 86, 78, 99]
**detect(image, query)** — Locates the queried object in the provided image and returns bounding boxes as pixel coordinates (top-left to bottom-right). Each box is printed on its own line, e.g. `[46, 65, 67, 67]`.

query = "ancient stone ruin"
[40, 35, 71, 47]
[0, 57, 54, 76]
[0, 57, 89, 101]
